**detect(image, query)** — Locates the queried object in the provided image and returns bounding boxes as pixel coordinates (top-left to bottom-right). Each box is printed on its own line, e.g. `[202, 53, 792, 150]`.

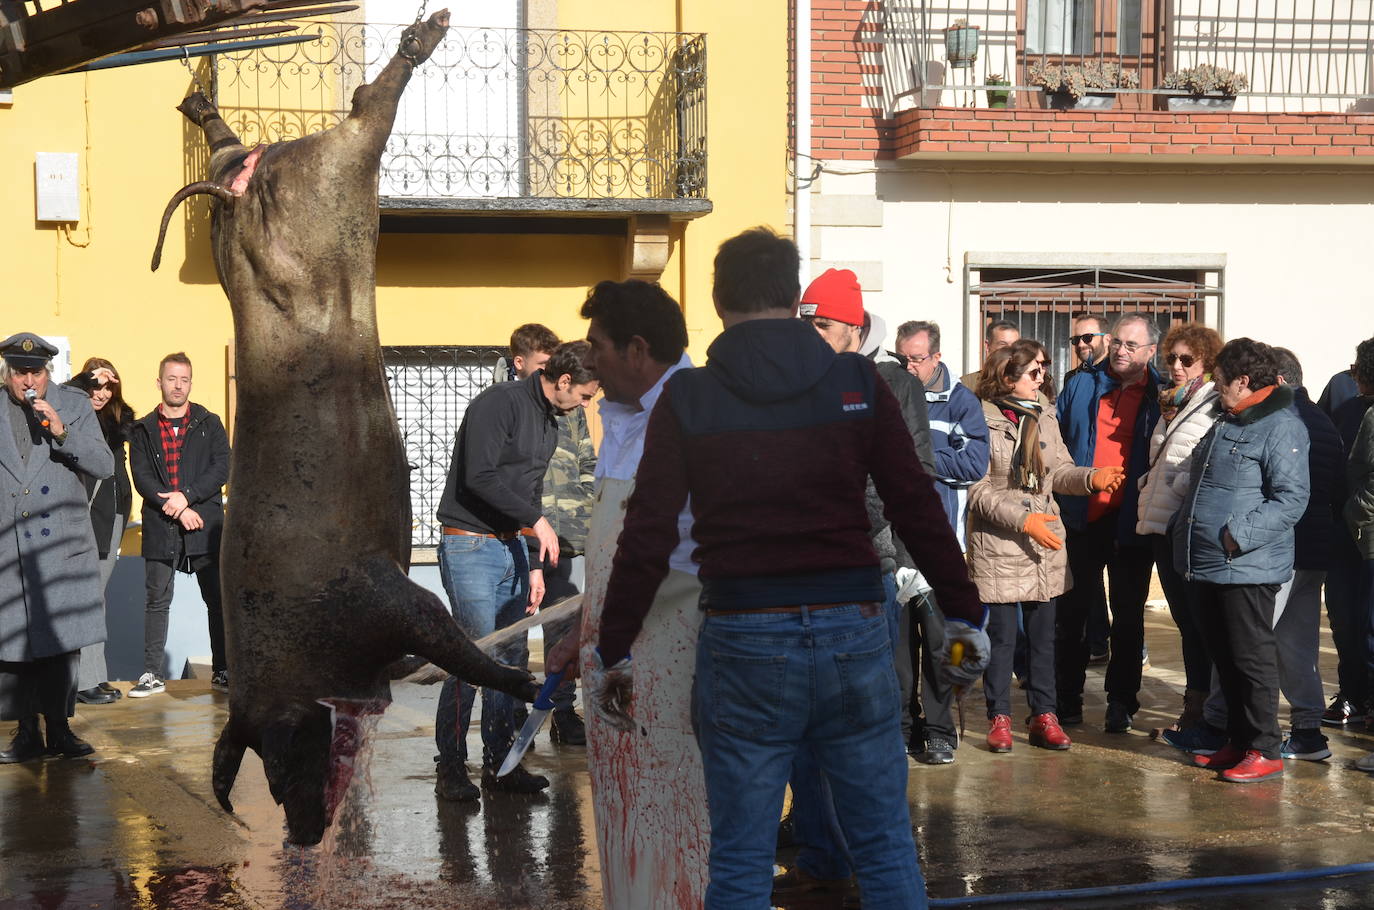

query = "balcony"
[878, 0, 1374, 160]
[212, 22, 710, 220]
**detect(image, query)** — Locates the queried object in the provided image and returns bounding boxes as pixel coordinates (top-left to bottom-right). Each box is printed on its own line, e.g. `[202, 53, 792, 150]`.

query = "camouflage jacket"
[541, 405, 597, 556]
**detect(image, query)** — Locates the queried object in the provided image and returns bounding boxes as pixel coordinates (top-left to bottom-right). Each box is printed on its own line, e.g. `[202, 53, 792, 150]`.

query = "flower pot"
[986, 87, 1011, 109]
[944, 26, 979, 69]
[1039, 91, 1116, 110]
[1166, 95, 1236, 112]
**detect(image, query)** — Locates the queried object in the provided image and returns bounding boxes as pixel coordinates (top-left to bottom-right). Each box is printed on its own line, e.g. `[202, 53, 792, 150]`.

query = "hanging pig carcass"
[152, 10, 538, 845]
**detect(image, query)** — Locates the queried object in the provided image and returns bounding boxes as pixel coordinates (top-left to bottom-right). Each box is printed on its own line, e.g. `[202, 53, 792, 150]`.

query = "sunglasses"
[1069, 332, 1106, 345]
[1026, 365, 1048, 380]
[1166, 352, 1196, 368]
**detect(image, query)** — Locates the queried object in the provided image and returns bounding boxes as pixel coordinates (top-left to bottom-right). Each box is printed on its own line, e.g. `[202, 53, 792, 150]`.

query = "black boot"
[549, 710, 586, 745]
[44, 719, 94, 759]
[434, 762, 480, 802]
[0, 717, 45, 764]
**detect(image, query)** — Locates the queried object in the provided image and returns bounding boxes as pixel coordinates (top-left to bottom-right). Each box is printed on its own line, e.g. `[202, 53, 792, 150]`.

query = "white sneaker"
[1355, 751, 1374, 772]
[127, 673, 166, 698]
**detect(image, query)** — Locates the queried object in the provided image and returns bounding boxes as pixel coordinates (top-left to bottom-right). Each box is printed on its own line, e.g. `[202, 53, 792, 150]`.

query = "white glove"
[939, 617, 991, 688]
[894, 567, 932, 603]
[589, 649, 635, 733]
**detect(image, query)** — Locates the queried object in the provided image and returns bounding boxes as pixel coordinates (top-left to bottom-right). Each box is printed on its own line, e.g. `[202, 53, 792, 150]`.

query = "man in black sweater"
[432, 342, 598, 801]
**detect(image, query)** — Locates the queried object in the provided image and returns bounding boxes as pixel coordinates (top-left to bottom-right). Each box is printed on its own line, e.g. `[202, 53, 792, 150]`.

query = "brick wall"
[806, 0, 890, 161]
[892, 108, 1374, 160]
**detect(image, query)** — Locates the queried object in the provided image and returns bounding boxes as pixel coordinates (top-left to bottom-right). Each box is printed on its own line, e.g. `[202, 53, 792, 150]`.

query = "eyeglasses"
[1026, 365, 1048, 380]
[1166, 352, 1196, 368]
[1069, 333, 1106, 345]
[1109, 338, 1153, 355]
[889, 350, 935, 367]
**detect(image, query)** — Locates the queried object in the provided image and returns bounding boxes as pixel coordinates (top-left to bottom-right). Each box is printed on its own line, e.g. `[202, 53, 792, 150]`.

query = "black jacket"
[868, 359, 938, 573]
[435, 372, 558, 569]
[63, 373, 134, 558]
[1291, 387, 1344, 571]
[130, 403, 231, 561]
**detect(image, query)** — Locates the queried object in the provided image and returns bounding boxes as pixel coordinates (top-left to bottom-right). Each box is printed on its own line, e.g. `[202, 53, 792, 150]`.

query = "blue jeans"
[791, 573, 901, 882]
[435, 534, 530, 769]
[694, 601, 926, 909]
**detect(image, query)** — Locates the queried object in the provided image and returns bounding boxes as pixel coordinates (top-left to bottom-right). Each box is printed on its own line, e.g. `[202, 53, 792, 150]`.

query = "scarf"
[1227, 383, 1277, 417]
[994, 397, 1046, 492]
[1160, 373, 1210, 422]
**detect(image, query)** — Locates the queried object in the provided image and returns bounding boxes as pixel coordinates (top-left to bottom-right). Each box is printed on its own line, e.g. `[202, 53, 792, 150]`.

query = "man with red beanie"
[587, 230, 987, 908]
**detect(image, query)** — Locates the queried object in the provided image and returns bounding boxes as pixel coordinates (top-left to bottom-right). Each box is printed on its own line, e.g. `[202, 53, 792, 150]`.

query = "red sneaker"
[987, 715, 1013, 752]
[1028, 713, 1072, 750]
[1220, 750, 1284, 783]
[1193, 743, 1244, 770]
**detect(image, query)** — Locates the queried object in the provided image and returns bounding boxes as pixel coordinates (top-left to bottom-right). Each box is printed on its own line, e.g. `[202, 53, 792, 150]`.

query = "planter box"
[986, 88, 1011, 109]
[944, 26, 979, 69]
[1039, 91, 1116, 110]
[1166, 96, 1237, 112]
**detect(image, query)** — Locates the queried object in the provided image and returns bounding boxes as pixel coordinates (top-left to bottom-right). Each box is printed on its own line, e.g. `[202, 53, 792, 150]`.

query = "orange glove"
[1090, 465, 1126, 493]
[1023, 512, 1064, 550]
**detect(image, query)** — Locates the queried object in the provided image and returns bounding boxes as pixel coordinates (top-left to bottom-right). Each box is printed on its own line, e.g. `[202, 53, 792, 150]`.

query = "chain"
[180, 47, 211, 97]
[412, 0, 427, 24]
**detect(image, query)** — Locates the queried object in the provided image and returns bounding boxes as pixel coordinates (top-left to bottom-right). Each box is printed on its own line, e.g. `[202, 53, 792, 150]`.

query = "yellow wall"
[0, 0, 788, 408]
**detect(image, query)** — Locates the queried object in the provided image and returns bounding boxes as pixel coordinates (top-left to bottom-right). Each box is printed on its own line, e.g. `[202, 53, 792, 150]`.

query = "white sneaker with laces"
[128, 672, 166, 698]
[1355, 751, 1374, 772]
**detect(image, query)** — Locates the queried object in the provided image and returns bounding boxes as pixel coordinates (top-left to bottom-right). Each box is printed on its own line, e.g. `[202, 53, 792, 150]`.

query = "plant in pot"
[1028, 60, 1140, 110]
[1161, 64, 1248, 112]
[985, 74, 1011, 109]
[944, 19, 979, 69]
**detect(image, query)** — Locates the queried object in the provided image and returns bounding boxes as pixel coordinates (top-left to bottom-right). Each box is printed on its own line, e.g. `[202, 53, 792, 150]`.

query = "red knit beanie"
[799, 268, 864, 326]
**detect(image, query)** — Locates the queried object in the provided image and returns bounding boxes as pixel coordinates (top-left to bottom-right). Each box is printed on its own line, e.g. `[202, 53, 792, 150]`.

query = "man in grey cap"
[0, 332, 114, 763]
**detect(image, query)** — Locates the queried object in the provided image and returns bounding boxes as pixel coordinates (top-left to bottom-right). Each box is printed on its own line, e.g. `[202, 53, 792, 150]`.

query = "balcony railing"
[213, 22, 707, 206]
[879, 0, 1374, 112]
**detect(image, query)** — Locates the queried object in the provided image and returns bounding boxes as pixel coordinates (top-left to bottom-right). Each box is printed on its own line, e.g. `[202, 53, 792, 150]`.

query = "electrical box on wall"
[35, 152, 80, 222]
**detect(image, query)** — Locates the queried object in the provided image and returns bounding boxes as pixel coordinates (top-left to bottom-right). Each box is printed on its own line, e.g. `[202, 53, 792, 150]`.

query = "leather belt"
[706, 601, 882, 617]
[442, 526, 536, 540]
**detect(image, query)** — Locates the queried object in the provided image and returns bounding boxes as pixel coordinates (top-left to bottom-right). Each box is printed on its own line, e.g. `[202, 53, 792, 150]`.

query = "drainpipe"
[794, 0, 811, 287]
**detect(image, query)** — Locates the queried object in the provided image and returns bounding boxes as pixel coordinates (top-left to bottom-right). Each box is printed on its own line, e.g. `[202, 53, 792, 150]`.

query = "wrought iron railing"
[214, 22, 707, 201]
[383, 345, 506, 551]
[877, 0, 1374, 112]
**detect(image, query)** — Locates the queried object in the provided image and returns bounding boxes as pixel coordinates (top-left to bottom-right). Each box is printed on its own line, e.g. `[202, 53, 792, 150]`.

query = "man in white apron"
[545, 279, 708, 908]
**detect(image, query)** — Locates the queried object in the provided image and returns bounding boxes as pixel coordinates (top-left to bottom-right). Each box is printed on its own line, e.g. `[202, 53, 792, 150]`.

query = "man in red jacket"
[587, 228, 989, 909]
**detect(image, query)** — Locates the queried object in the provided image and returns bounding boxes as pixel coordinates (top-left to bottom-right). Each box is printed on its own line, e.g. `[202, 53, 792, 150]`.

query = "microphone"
[22, 389, 50, 428]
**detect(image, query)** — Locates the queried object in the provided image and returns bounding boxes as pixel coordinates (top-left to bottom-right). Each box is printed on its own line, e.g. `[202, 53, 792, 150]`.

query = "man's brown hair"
[509, 324, 559, 359]
[159, 351, 192, 376]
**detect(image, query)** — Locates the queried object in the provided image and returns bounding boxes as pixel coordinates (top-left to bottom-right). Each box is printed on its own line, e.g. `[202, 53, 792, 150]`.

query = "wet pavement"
[5, 606, 1374, 909]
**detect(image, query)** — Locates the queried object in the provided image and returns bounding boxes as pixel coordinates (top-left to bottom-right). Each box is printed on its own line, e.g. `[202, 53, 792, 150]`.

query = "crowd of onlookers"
[1, 337, 230, 764]
[892, 312, 1374, 785]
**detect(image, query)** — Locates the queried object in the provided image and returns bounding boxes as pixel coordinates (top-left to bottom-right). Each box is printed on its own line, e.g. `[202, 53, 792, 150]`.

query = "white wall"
[808, 160, 1374, 388]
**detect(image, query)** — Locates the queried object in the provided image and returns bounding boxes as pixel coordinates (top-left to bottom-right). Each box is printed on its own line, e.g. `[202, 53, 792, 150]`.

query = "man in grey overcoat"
[0, 332, 114, 763]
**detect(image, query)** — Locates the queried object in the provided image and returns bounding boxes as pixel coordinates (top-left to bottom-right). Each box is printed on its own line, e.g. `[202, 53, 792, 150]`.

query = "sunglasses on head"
[1166, 352, 1196, 368]
[1069, 332, 1106, 345]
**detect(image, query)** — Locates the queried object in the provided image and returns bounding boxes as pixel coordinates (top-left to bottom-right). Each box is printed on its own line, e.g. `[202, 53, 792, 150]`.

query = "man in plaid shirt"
[128, 353, 230, 697]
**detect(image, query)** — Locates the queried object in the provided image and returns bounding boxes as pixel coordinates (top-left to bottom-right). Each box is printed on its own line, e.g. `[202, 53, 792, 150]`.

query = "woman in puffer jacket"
[1173, 338, 1309, 783]
[968, 340, 1123, 753]
[1135, 323, 1223, 738]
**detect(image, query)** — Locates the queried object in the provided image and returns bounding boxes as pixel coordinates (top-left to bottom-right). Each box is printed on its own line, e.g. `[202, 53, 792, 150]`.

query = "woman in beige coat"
[968, 341, 1122, 752]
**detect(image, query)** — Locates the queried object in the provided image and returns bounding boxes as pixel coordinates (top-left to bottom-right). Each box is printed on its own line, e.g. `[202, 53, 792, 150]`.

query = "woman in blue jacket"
[1174, 339, 1310, 783]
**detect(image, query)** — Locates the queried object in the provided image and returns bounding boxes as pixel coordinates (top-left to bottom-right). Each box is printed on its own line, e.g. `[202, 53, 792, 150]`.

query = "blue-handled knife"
[496, 670, 564, 777]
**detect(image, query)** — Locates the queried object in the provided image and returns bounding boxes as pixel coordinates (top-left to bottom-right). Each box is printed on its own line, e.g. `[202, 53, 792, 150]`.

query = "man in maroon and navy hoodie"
[590, 227, 988, 909]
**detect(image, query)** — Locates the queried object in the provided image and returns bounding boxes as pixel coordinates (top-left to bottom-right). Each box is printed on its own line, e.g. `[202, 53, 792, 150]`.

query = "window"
[967, 265, 1220, 382]
[383, 345, 506, 555]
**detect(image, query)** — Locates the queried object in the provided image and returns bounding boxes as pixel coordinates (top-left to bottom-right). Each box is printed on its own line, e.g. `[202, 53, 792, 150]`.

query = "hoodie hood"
[706, 318, 837, 405]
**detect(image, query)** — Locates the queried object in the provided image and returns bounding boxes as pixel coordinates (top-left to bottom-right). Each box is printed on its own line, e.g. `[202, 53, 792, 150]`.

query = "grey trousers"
[77, 516, 125, 690]
[1202, 569, 1327, 731]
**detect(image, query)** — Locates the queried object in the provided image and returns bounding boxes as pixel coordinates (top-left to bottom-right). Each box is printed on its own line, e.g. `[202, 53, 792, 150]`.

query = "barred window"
[383, 345, 507, 557]
[968, 265, 1218, 382]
